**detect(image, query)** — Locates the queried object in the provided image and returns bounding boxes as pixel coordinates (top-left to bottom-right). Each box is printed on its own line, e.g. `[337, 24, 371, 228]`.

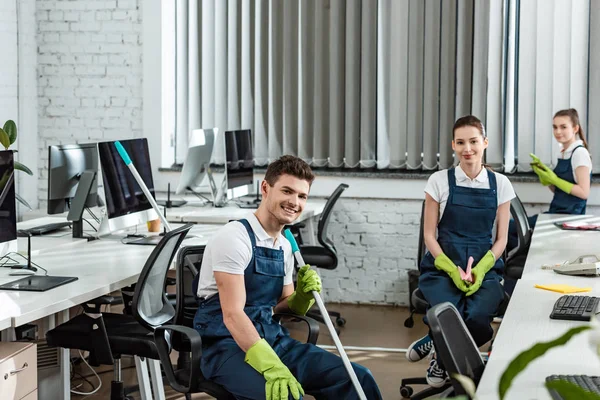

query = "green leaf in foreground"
[499, 325, 590, 399]
[0, 128, 9, 149]
[3, 120, 17, 144]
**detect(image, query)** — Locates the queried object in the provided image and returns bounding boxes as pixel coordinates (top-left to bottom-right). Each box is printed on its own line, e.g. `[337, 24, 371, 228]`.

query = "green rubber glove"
[245, 338, 304, 400]
[466, 250, 496, 296]
[434, 253, 470, 293]
[287, 265, 321, 315]
[532, 163, 574, 194]
[530, 153, 552, 186]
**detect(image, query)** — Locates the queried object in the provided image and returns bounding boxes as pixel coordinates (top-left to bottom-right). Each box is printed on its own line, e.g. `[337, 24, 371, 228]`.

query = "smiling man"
[193, 155, 382, 400]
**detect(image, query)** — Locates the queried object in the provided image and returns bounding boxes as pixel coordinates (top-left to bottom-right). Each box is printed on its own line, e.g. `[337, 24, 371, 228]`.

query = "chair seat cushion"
[46, 312, 159, 359]
[299, 246, 337, 269]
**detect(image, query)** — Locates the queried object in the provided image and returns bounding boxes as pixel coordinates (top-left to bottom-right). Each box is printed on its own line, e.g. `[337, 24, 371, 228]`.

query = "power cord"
[70, 350, 102, 396]
[0, 252, 48, 275]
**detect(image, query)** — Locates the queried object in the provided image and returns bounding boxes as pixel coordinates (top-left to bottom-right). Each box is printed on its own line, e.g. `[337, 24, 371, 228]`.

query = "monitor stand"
[67, 170, 97, 240]
[207, 167, 228, 207]
[156, 183, 187, 208]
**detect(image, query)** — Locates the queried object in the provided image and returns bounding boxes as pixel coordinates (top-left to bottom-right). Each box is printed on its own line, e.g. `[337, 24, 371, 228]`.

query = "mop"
[284, 229, 368, 400]
[114, 141, 173, 233]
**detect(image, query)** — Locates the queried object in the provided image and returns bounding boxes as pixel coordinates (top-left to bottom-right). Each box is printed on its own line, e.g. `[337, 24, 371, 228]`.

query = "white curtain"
[172, 0, 599, 172]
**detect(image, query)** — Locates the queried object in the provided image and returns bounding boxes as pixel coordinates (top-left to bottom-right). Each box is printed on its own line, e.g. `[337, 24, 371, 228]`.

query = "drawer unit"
[0, 342, 37, 400]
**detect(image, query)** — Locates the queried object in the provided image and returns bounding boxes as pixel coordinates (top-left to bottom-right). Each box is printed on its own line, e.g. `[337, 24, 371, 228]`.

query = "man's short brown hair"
[264, 155, 315, 186]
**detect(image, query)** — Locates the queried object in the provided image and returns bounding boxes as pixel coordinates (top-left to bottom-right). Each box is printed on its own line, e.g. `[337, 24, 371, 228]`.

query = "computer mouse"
[9, 270, 36, 276]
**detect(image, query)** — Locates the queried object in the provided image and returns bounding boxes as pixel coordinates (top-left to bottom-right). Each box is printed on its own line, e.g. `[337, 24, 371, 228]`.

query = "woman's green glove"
[466, 251, 496, 296]
[531, 164, 552, 186]
[245, 338, 304, 400]
[532, 163, 574, 194]
[434, 253, 470, 293]
[287, 265, 321, 315]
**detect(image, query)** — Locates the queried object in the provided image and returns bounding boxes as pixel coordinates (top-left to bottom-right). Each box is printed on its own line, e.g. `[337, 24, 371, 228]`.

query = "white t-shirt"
[424, 165, 516, 221]
[558, 140, 592, 183]
[196, 213, 294, 299]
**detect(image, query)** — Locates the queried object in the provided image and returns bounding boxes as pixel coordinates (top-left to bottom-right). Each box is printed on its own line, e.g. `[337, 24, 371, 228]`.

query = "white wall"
[36, 0, 143, 210]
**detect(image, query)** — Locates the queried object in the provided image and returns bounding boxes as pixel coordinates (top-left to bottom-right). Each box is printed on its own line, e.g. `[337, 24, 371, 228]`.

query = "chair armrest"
[154, 325, 203, 393]
[273, 313, 319, 344]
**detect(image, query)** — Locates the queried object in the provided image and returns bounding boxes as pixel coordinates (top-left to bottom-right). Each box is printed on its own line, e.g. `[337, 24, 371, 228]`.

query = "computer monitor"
[47, 143, 99, 214]
[225, 129, 254, 199]
[0, 150, 17, 257]
[98, 138, 157, 233]
[176, 128, 217, 194]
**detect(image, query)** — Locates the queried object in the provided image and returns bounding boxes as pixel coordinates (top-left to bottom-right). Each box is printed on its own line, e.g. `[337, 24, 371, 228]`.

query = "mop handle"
[114, 141, 173, 232]
[284, 230, 367, 400]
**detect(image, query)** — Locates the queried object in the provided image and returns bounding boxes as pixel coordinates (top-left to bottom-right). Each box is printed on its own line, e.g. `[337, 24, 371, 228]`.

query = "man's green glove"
[287, 265, 321, 316]
[466, 251, 496, 296]
[434, 253, 470, 293]
[532, 163, 574, 194]
[245, 338, 304, 400]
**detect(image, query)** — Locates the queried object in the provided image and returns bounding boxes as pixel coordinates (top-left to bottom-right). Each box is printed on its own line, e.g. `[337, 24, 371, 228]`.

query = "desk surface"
[0, 223, 219, 328]
[164, 198, 326, 224]
[476, 214, 600, 399]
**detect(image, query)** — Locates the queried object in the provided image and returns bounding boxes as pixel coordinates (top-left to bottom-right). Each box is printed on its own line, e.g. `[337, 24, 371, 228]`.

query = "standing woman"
[405, 116, 515, 388]
[531, 108, 592, 223]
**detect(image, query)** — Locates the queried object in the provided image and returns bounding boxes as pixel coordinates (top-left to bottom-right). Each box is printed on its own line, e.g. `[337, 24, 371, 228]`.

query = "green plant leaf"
[451, 374, 477, 399]
[15, 193, 32, 210]
[0, 128, 9, 149]
[545, 379, 600, 400]
[14, 161, 33, 176]
[3, 120, 16, 144]
[499, 325, 590, 400]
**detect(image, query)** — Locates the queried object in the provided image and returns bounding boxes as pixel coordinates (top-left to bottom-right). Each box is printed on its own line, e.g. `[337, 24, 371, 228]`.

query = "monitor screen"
[0, 151, 16, 244]
[176, 128, 216, 194]
[98, 138, 155, 220]
[225, 129, 253, 190]
[47, 143, 99, 214]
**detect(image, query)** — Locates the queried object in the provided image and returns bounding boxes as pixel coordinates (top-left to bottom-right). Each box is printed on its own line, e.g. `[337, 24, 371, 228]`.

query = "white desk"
[476, 214, 600, 399]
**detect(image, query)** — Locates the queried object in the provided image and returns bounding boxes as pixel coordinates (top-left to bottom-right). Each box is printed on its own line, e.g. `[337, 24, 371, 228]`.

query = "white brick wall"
[37, 0, 143, 210]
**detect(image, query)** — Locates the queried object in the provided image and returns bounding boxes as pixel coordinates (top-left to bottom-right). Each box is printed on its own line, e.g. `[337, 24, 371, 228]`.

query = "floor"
[70, 304, 496, 399]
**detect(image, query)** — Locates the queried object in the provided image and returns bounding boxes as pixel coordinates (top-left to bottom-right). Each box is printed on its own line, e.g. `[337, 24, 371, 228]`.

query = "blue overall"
[193, 219, 382, 400]
[507, 145, 589, 254]
[419, 168, 505, 347]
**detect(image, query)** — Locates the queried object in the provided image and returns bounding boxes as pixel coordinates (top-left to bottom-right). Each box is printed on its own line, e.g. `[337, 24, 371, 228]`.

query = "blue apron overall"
[549, 145, 588, 215]
[193, 219, 382, 400]
[419, 168, 505, 347]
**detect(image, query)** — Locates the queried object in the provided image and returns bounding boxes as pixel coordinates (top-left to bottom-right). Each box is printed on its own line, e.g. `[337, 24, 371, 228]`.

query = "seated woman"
[507, 108, 592, 255]
[405, 115, 515, 388]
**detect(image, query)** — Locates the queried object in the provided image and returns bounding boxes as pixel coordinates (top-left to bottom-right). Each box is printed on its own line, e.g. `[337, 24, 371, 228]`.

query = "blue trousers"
[419, 270, 504, 347]
[204, 336, 382, 400]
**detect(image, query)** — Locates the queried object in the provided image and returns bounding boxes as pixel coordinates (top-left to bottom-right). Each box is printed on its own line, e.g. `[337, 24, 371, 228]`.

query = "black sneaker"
[406, 334, 434, 362]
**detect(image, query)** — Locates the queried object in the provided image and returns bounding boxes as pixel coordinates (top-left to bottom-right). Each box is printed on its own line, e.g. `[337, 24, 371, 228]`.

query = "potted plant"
[0, 119, 33, 209]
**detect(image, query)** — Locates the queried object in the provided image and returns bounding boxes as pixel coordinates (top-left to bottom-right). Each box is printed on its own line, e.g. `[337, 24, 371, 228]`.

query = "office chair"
[427, 302, 486, 397]
[504, 195, 533, 280]
[46, 223, 193, 400]
[400, 200, 509, 399]
[290, 183, 349, 328]
[153, 245, 320, 399]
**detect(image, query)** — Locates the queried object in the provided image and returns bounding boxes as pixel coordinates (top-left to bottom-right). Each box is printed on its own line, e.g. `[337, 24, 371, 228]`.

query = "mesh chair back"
[132, 223, 193, 331]
[509, 195, 532, 257]
[428, 302, 485, 395]
[417, 199, 426, 268]
[176, 245, 205, 327]
[317, 183, 349, 251]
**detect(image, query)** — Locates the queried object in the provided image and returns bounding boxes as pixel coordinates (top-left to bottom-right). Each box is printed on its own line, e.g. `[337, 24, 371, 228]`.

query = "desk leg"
[135, 356, 152, 400]
[301, 218, 317, 245]
[148, 359, 166, 400]
[1, 327, 16, 341]
[57, 310, 70, 400]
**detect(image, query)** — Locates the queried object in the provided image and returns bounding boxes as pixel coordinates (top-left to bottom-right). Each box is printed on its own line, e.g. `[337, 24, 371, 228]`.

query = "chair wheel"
[404, 317, 414, 328]
[400, 385, 413, 398]
[336, 317, 346, 327]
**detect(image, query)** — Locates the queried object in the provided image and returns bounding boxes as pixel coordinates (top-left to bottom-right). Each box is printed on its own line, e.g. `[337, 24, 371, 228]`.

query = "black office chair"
[154, 245, 320, 399]
[46, 223, 193, 400]
[504, 195, 533, 280]
[428, 302, 486, 397]
[290, 183, 349, 328]
[400, 200, 509, 399]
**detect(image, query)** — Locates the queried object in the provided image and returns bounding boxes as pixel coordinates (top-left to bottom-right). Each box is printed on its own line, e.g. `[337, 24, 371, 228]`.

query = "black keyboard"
[546, 375, 600, 399]
[550, 295, 599, 321]
[18, 222, 72, 236]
